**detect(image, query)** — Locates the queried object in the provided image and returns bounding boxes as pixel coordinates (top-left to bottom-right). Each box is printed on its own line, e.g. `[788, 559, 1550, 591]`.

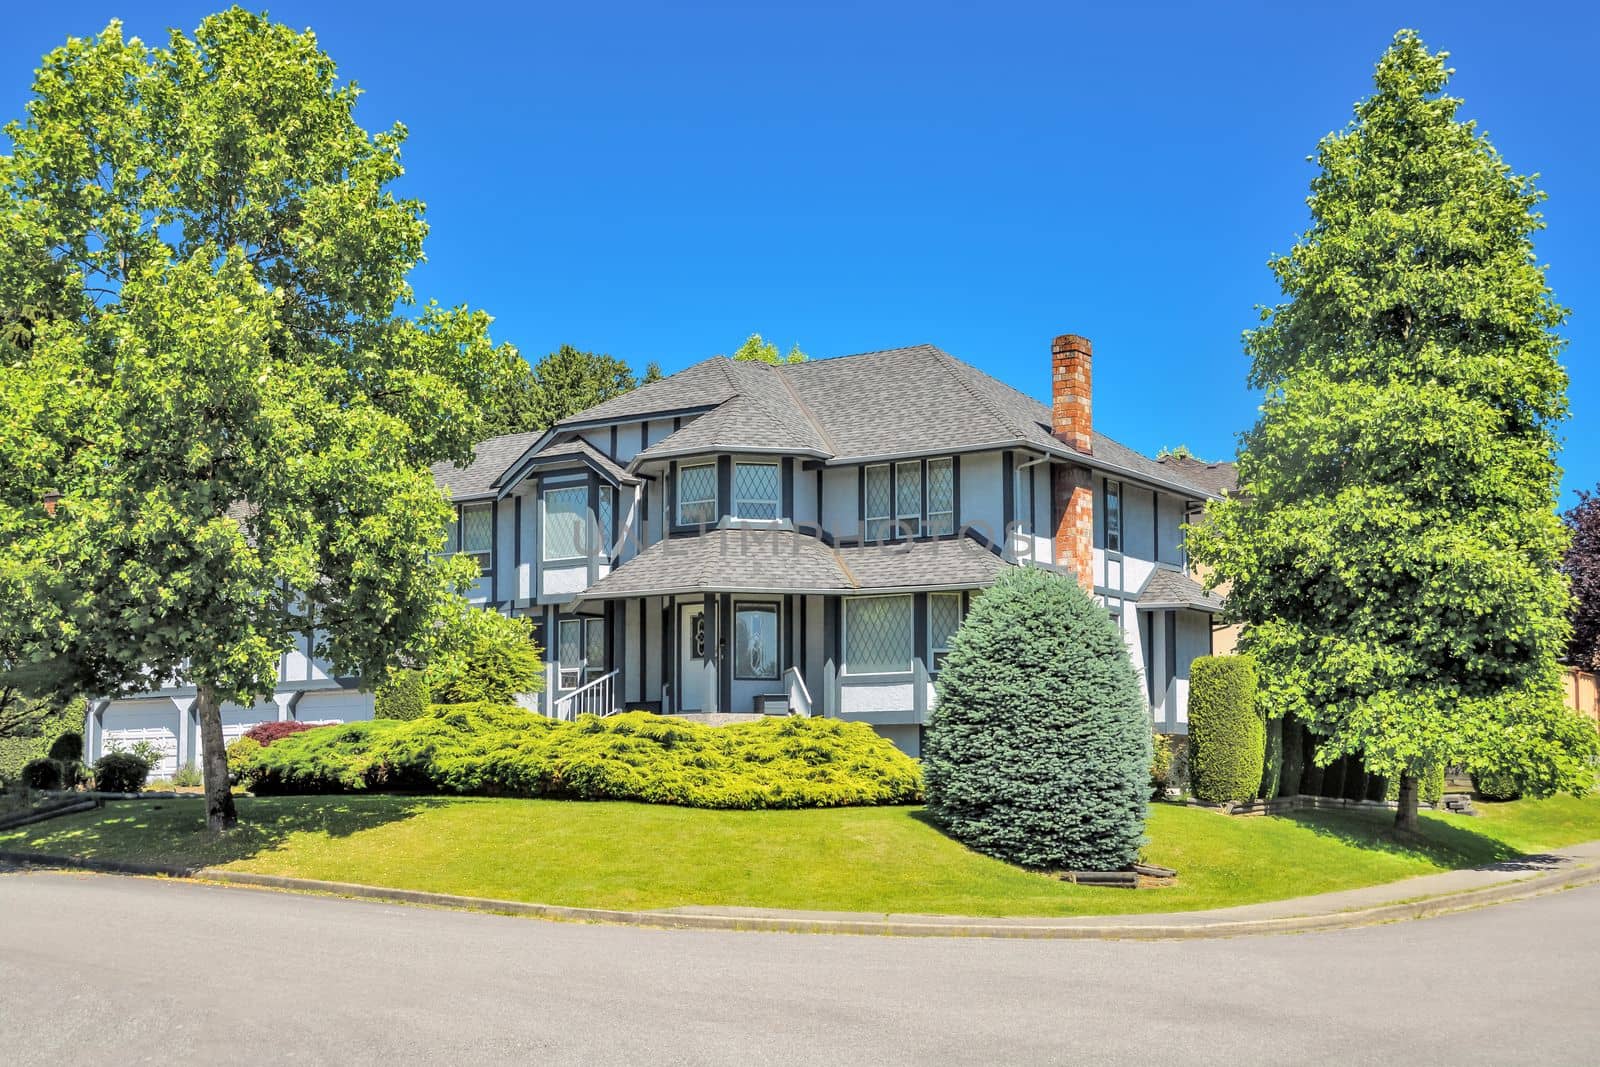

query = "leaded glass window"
[1105, 479, 1122, 553]
[896, 460, 921, 538]
[558, 619, 583, 689]
[678, 463, 716, 526]
[459, 503, 492, 572]
[733, 604, 779, 680]
[843, 595, 913, 675]
[927, 457, 954, 536]
[543, 486, 588, 561]
[864, 464, 892, 541]
[597, 486, 615, 559]
[733, 462, 780, 520]
[929, 592, 963, 674]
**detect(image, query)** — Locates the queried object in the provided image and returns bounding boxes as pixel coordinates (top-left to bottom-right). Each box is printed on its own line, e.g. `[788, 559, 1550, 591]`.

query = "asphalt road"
[3, 870, 1597, 1065]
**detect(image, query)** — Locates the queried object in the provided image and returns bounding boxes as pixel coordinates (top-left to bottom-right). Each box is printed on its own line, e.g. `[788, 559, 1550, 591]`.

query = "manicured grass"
[4, 794, 1598, 916]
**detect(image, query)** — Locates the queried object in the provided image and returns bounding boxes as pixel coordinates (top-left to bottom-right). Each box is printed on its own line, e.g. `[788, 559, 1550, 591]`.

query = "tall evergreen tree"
[484, 345, 662, 436]
[1189, 30, 1597, 832]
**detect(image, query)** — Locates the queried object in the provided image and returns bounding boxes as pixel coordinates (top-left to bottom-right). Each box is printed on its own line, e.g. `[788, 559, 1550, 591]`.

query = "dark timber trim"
[719, 592, 734, 711]
[781, 458, 795, 521]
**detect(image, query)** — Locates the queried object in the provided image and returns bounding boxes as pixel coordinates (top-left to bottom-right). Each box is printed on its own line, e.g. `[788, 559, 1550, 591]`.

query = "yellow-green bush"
[236, 706, 922, 809]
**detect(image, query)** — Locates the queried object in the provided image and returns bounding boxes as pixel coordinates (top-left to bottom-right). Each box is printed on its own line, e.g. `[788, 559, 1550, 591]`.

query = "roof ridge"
[781, 343, 940, 369]
[830, 545, 861, 589]
[930, 348, 1028, 443]
[771, 362, 838, 454]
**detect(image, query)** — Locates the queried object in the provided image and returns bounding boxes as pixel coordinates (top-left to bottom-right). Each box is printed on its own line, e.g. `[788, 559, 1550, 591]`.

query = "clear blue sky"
[6, 3, 1597, 506]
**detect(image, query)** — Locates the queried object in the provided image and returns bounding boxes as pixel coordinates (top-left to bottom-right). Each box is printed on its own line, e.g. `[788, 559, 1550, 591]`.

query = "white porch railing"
[784, 667, 813, 717]
[552, 669, 620, 721]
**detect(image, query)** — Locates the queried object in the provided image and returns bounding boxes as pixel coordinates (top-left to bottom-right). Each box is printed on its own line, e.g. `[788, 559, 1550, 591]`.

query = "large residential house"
[84, 334, 1230, 769]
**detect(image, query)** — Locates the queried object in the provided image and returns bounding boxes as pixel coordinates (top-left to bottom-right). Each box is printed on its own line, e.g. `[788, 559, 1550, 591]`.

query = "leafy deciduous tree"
[0, 11, 520, 829]
[732, 332, 806, 364]
[1189, 30, 1597, 833]
[1564, 490, 1600, 670]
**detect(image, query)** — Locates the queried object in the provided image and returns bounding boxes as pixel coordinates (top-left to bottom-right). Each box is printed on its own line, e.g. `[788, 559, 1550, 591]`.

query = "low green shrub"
[93, 751, 150, 792]
[1474, 771, 1523, 801]
[226, 737, 262, 785]
[236, 705, 923, 809]
[22, 757, 83, 791]
[1188, 655, 1264, 803]
[171, 762, 203, 788]
[1150, 733, 1175, 799]
[375, 670, 429, 721]
[427, 611, 545, 705]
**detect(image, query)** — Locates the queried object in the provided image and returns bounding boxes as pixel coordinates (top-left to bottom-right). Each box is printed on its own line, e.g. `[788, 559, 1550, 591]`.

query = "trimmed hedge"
[375, 670, 429, 721]
[47, 732, 83, 761]
[922, 566, 1151, 871]
[1189, 655, 1265, 803]
[22, 757, 83, 791]
[94, 752, 150, 793]
[235, 704, 922, 809]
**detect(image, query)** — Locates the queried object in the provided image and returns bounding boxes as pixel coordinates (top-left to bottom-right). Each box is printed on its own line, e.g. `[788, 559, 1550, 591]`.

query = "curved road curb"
[5, 848, 1597, 939]
[200, 859, 1600, 939]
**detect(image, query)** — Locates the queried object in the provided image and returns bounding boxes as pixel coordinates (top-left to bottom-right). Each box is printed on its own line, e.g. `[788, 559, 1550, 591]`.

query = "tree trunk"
[1394, 772, 1420, 834]
[196, 684, 237, 832]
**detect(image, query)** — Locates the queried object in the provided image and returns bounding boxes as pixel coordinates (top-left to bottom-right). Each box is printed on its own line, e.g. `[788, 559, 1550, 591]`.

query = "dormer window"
[733, 462, 780, 521]
[677, 463, 716, 526]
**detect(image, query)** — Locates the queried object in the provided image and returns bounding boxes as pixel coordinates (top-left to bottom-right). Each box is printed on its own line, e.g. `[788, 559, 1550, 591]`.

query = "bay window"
[542, 486, 588, 562]
[929, 592, 964, 674]
[927, 457, 954, 535]
[677, 463, 717, 526]
[733, 462, 780, 521]
[864, 463, 892, 541]
[895, 460, 922, 538]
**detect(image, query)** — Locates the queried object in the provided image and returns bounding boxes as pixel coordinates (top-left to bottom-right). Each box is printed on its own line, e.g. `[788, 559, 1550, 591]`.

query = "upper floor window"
[677, 463, 717, 527]
[543, 486, 589, 562]
[863, 463, 893, 541]
[1013, 463, 1036, 535]
[896, 460, 922, 538]
[1105, 479, 1123, 554]
[733, 462, 780, 521]
[454, 503, 493, 573]
[927, 457, 954, 536]
[597, 486, 615, 554]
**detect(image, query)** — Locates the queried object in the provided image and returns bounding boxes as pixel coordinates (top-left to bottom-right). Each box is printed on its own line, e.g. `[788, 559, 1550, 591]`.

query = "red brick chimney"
[1051, 334, 1094, 592]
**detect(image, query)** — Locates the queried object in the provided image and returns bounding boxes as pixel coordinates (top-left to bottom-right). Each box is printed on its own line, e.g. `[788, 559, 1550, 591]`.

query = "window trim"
[732, 461, 781, 522]
[676, 461, 717, 528]
[841, 593, 915, 677]
[541, 485, 590, 564]
[731, 602, 781, 681]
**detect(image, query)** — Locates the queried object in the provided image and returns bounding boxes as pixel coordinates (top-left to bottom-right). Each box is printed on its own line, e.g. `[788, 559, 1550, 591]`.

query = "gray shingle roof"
[497, 438, 640, 487]
[578, 529, 1009, 600]
[431, 431, 545, 501]
[589, 346, 1221, 499]
[1157, 455, 1239, 495]
[1137, 567, 1224, 613]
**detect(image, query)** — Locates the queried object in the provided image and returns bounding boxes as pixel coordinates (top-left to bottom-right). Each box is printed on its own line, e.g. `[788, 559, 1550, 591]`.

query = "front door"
[678, 604, 708, 711]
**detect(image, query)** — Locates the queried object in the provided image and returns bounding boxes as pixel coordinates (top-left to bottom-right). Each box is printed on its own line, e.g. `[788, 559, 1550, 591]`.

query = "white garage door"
[101, 704, 179, 780]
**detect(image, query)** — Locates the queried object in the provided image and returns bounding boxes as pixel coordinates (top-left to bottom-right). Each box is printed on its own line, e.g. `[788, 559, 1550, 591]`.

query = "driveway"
[2, 870, 1596, 1065]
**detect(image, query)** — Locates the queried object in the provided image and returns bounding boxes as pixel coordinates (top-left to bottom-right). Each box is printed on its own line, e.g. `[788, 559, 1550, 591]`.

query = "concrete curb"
[6, 848, 1599, 940]
[193, 859, 1600, 939]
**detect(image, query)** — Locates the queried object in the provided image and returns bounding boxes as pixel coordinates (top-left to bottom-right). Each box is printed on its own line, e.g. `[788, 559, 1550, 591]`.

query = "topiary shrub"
[47, 732, 83, 762]
[1189, 655, 1265, 803]
[921, 567, 1151, 871]
[22, 757, 83, 791]
[375, 670, 429, 721]
[93, 751, 150, 792]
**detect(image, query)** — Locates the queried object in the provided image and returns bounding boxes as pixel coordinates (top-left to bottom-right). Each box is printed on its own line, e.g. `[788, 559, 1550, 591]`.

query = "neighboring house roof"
[431, 431, 545, 502]
[577, 529, 1008, 601]
[1137, 567, 1224, 613]
[1157, 454, 1239, 496]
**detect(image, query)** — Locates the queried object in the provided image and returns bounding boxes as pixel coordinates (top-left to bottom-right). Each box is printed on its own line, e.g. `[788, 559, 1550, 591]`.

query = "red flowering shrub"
[244, 720, 328, 747]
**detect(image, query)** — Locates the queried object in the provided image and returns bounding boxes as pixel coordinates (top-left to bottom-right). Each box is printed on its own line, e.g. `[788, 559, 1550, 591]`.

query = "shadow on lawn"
[1, 794, 452, 871]
[1277, 807, 1527, 870]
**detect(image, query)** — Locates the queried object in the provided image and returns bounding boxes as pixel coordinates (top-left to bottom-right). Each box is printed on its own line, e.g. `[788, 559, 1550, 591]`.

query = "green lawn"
[4, 794, 1598, 916]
